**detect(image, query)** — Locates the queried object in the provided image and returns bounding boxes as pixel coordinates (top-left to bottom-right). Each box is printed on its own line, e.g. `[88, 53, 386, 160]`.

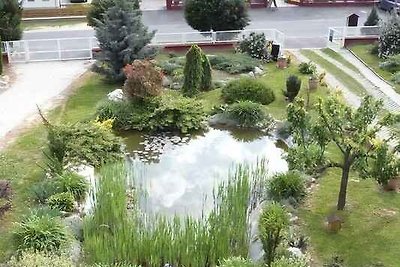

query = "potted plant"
[308, 73, 318, 91]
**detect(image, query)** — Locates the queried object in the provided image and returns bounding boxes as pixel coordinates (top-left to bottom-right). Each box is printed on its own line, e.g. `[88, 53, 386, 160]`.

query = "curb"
[22, 16, 86, 21]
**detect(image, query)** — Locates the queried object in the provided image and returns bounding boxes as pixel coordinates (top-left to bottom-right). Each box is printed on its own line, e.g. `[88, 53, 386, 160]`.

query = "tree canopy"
[87, 0, 140, 27]
[0, 0, 22, 41]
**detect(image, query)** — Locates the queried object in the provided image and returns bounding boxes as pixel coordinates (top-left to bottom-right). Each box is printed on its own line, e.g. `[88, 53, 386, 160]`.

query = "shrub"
[226, 101, 272, 128]
[97, 94, 206, 133]
[87, 0, 139, 27]
[123, 60, 163, 100]
[46, 122, 122, 167]
[157, 57, 185, 75]
[379, 54, 400, 73]
[392, 71, 400, 84]
[267, 171, 306, 203]
[219, 257, 258, 267]
[222, 78, 275, 105]
[12, 213, 69, 252]
[184, 0, 249, 32]
[0, 0, 22, 41]
[209, 53, 259, 74]
[201, 53, 212, 91]
[31, 179, 61, 204]
[286, 144, 326, 175]
[57, 171, 88, 202]
[298, 62, 316, 75]
[47, 192, 75, 212]
[182, 44, 203, 97]
[378, 12, 400, 58]
[8, 250, 74, 267]
[368, 143, 399, 186]
[284, 75, 302, 102]
[271, 256, 308, 267]
[259, 202, 289, 266]
[238, 32, 269, 61]
[364, 6, 379, 26]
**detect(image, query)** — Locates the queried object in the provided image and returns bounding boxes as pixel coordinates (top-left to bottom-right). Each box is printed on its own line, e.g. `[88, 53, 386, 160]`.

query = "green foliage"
[0, 37, 3, 76]
[323, 255, 345, 267]
[392, 71, 400, 84]
[8, 250, 74, 267]
[284, 75, 302, 102]
[219, 257, 259, 267]
[87, 0, 140, 27]
[47, 192, 75, 212]
[123, 60, 163, 100]
[57, 171, 88, 202]
[12, 212, 69, 252]
[209, 53, 259, 74]
[157, 57, 185, 75]
[286, 144, 326, 175]
[84, 162, 266, 266]
[0, 0, 22, 41]
[370, 42, 379, 55]
[226, 101, 272, 128]
[259, 202, 289, 266]
[184, 0, 249, 31]
[31, 179, 61, 205]
[97, 94, 207, 133]
[94, 0, 155, 82]
[364, 7, 379, 26]
[182, 45, 203, 97]
[46, 122, 122, 167]
[379, 54, 400, 73]
[222, 78, 275, 105]
[238, 32, 269, 61]
[298, 62, 316, 75]
[379, 12, 400, 58]
[271, 256, 308, 267]
[201, 53, 212, 91]
[267, 171, 306, 203]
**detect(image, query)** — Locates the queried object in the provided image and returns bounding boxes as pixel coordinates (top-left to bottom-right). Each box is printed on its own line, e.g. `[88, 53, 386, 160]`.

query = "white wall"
[22, 0, 61, 8]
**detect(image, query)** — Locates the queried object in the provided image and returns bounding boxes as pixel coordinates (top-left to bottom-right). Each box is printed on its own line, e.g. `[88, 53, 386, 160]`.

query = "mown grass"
[302, 49, 367, 97]
[320, 48, 360, 73]
[350, 44, 400, 94]
[0, 74, 116, 260]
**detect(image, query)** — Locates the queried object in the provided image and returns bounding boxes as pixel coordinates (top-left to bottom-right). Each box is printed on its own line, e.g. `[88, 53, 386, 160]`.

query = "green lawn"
[321, 48, 360, 74]
[301, 50, 367, 97]
[350, 44, 400, 94]
[22, 18, 87, 30]
[0, 74, 117, 259]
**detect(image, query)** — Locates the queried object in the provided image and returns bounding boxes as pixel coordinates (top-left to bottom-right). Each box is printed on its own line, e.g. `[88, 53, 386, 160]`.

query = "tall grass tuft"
[84, 161, 268, 266]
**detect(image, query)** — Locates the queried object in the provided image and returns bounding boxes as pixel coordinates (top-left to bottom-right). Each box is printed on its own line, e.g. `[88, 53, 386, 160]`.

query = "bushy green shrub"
[57, 171, 88, 202]
[222, 78, 275, 105]
[226, 101, 273, 128]
[298, 62, 316, 75]
[209, 53, 259, 74]
[97, 94, 206, 133]
[392, 71, 400, 84]
[8, 250, 74, 267]
[379, 54, 400, 73]
[284, 75, 302, 102]
[271, 256, 308, 267]
[12, 213, 69, 252]
[259, 202, 289, 266]
[378, 12, 400, 58]
[47, 192, 75, 212]
[182, 44, 203, 97]
[267, 171, 306, 203]
[367, 143, 399, 186]
[286, 144, 326, 175]
[219, 257, 258, 267]
[201, 52, 212, 91]
[157, 57, 185, 75]
[31, 179, 61, 204]
[370, 43, 379, 55]
[238, 32, 269, 61]
[47, 122, 122, 167]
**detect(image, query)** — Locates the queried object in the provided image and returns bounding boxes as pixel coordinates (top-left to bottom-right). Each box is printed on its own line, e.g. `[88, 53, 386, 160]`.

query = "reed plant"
[84, 161, 268, 266]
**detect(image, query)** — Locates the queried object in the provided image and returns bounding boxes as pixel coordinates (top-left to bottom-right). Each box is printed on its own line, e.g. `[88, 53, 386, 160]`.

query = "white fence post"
[57, 39, 62, 60]
[212, 31, 217, 44]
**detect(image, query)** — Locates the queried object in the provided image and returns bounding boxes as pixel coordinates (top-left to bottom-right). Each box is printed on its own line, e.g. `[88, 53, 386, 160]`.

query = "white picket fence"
[2, 29, 285, 63]
[327, 26, 379, 49]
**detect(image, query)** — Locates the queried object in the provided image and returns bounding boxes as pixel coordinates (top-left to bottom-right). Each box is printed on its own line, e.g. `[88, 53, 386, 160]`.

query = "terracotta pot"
[308, 77, 318, 90]
[276, 57, 287, 69]
[383, 178, 400, 191]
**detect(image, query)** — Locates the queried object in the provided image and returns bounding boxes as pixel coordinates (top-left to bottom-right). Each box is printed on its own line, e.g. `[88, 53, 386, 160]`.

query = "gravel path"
[0, 60, 91, 140]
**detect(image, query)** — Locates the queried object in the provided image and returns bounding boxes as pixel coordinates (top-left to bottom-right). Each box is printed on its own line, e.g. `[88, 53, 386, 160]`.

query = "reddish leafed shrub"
[123, 60, 163, 100]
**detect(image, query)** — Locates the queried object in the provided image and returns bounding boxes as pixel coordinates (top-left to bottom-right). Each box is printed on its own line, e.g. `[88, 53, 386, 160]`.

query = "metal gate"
[4, 37, 98, 63]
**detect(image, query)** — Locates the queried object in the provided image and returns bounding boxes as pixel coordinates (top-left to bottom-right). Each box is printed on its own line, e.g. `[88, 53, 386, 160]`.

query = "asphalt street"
[22, 6, 374, 49]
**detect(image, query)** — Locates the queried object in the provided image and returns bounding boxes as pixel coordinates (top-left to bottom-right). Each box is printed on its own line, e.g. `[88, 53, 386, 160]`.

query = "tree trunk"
[337, 158, 351, 210]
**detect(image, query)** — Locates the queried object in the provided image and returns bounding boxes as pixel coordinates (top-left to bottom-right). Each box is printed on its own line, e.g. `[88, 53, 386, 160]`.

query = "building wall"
[22, 0, 61, 9]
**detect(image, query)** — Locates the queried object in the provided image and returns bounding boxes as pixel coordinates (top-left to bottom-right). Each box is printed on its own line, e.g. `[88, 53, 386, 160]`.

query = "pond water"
[121, 127, 288, 217]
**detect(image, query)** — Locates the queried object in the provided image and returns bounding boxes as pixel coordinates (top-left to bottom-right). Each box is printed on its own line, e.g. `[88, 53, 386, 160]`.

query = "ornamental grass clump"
[267, 171, 306, 204]
[226, 101, 273, 129]
[47, 192, 75, 212]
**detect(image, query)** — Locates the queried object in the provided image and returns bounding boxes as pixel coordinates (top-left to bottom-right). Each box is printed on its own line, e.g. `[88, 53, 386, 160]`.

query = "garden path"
[0, 60, 91, 142]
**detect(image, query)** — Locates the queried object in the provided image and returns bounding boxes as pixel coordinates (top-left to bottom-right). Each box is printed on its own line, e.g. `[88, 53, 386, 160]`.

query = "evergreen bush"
[208, 53, 259, 74]
[201, 52, 212, 91]
[378, 12, 400, 58]
[182, 45, 203, 97]
[364, 6, 379, 26]
[222, 78, 275, 105]
[87, 0, 139, 27]
[0, 0, 22, 41]
[284, 75, 302, 102]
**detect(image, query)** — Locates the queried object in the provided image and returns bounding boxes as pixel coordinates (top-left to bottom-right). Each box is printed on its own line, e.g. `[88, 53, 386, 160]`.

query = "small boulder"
[63, 214, 83, 241]
[107, 89, 125, 102]
[287, 247, 304, 258]
[254, 67, 263, 76]
[248, 71, 255, 78]
[162, 76, 171, 87]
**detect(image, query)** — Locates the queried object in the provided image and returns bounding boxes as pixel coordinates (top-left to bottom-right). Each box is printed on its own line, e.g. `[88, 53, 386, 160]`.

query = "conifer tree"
[364, 6, 379, 26]
[87, 0, 140, 27]
[95, 0, 155, 82]
[201, 53, 212, 91]
[379, 12, 400, 58]
[0, 0, 22, 41]
[182, 45, 203, 97]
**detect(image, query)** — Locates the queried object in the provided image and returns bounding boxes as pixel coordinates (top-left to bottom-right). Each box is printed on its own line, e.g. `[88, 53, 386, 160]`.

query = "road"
[22, 6, 373, 49]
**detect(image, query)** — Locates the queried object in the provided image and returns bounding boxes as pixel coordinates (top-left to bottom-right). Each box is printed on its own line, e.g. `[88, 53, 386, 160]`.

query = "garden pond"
[120, 126, 288, 217]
